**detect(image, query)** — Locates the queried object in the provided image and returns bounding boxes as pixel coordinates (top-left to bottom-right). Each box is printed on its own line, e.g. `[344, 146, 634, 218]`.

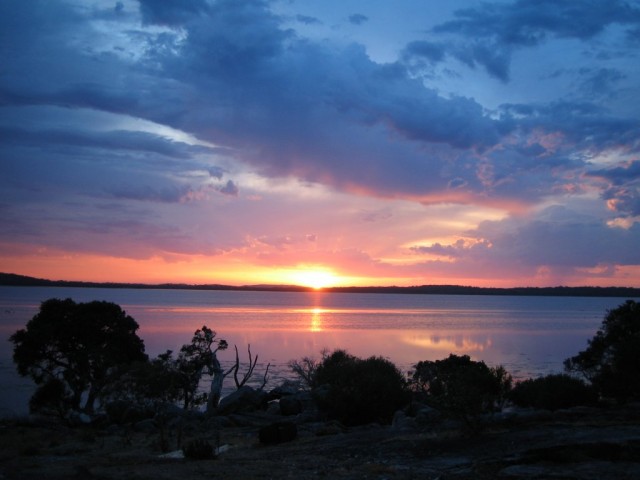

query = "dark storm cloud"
[430, 0, 640, 81]
[403, 40, 447, 64]
[128, 1, 505, 199]
[0, 0, 638, 211]
[138, 0, 210, 26]
[499, 100, 640, 152]
[579, 67, 627, 97]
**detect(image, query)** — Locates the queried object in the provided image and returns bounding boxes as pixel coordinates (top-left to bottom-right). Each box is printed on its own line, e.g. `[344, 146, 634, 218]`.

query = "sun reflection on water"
[310, 307, 324, 331]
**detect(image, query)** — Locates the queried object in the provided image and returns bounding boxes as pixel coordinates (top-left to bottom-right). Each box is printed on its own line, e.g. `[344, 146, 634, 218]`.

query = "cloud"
[472, 205, 640, 268]
[348, 14, 368, 26]
[429, 0, 640, 81]
[588, 160, 640, 216]
[218, 180, 239, 196]
[0, 126, 213, 159]
[296, 14, 321, 25]
[0, 0, 639, 286]
[403, 40, 447, 64]
[579, 67, 627, 98]
[138, 0, 210, 26]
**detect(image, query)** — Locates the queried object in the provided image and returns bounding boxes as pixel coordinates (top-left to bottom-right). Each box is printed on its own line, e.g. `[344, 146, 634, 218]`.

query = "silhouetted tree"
[409, 354, 512, 422]
[10, 298, 147, 415]
[509, 374, 597, 411]
[564, 300, 640, 400]
[175, 326, 229, 412]
[312, 349, 409, 425]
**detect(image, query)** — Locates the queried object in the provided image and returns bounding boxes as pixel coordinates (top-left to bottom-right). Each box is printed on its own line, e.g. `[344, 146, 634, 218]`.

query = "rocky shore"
[2, 387, 640, 480]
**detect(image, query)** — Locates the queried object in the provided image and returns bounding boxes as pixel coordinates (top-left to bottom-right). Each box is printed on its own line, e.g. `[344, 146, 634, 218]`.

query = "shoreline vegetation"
[2, 272, 640, 297]
[2, 299, 640, 478]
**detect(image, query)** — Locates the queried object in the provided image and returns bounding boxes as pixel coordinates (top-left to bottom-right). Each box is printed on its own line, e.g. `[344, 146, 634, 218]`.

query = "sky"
[1, 0, 640, 288]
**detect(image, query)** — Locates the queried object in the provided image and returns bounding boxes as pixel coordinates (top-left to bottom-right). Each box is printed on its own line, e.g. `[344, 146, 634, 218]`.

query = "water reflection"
[309, 307, 324, 332]
[402, 333, 492, 353]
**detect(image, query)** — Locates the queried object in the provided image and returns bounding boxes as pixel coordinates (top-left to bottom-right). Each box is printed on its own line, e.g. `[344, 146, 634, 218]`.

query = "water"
[1, 286, 636, 416]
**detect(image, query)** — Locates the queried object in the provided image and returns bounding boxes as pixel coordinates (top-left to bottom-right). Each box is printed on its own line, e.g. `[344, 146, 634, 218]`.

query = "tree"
[409, 354, 512, 422]
[10, 298, 147, 415]
[564, 300, 640, 400]
[509, 374, 597, 411]
[175, 327, 270, 413]
[175, 326, 229, 412]
[312, 349, 409, 426]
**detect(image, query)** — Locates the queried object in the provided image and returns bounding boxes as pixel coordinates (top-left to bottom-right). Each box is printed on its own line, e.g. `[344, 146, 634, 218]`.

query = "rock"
[414, 405, 443, 425]
[269, 380, 301, 398]
[105, 400, 154, 424]
[134, 418, 157, 433]
[279, 396, 303, 416]
[314, 421, 347, 436]
[266, 401, 281, 415]
[392, 410, 417, 431]
[217, 386, 267, 415]
[259, 421, 298, 444]
[67, 412, 92, 426]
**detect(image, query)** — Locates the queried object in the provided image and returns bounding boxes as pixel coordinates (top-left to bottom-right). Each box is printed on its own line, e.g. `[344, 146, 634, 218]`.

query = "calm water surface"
[1, 286, 637, 416]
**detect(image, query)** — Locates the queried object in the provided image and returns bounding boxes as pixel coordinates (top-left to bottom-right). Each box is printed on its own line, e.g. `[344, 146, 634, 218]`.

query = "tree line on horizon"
[2, 272, 640, 297]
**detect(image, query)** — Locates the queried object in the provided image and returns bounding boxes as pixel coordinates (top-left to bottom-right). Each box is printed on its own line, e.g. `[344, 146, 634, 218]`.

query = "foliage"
[177, 326, 229, 412]
[182, 438, 216, 460]
[409, 354, 512, 421]
[564, 300, 640, 400]
[28, 378, 75, 418]
[288, 348, 328, 390]
[10, 298, 147, 415]
[312, 349, 409, 426]
[103, 351, 187, 412]
[509, 374, 597, 411]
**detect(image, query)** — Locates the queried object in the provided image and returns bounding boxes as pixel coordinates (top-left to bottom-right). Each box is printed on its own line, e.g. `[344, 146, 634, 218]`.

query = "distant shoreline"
[2, 272, 640, 298]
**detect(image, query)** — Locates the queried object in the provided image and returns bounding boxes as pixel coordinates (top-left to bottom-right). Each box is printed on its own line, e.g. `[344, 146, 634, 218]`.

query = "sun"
[291, 269, 338, 290]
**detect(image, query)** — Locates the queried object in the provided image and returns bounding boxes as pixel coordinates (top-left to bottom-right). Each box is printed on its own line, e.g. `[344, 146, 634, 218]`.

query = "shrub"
[28, 378, 75, 418]
[182, 438, 215, 460]
[409, 354, 512, 422]
[509, 374, 597, 411]
[288, 349, 328, 390]
[312, 350, 409, 426]
[564, 300, 640, 401]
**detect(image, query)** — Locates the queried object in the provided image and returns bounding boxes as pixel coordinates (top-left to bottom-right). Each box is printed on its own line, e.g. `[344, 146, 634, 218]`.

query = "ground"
[2, 405, 640, 479]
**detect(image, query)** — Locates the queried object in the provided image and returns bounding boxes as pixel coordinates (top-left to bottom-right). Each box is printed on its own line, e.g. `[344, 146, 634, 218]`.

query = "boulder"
[268, 380, 302, 399]
[259, 421, 298, 444]
[217, 386, 267, 415]
[279, 396, 303, 416]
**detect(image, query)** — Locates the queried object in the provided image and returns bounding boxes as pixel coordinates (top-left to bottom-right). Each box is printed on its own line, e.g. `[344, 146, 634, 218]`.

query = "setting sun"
[291, 269, 338, 289]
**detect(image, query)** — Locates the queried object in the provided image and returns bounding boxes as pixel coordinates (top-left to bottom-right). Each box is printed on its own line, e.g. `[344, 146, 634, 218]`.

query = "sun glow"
[290, 269, 338, 289]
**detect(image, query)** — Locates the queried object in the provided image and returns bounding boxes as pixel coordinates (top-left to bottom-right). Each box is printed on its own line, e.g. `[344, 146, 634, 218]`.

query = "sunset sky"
[1, 0, 640, 288]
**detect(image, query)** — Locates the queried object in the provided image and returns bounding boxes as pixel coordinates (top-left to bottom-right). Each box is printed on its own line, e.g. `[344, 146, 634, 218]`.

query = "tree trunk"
[84, 386, 98, 413]
[206, 356, 224, 413]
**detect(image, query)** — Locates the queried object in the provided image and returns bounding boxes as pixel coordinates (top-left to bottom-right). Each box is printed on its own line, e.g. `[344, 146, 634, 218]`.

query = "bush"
[28, 378, 75, 418]
[312, 350, 409, 426]
[182, 438, 215, 460]
[564, 300, 640, 401]
[409, 354, 512, 422]
[510, 374, 598, 411]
